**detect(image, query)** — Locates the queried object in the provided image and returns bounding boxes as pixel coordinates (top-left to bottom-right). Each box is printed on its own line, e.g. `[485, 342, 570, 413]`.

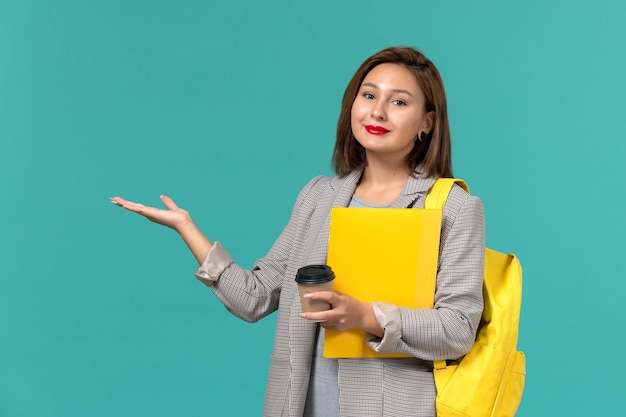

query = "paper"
[324, 207, 442, 358]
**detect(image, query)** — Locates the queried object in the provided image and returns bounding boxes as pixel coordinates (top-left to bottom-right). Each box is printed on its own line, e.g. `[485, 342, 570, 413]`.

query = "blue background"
[1, 0, 625, 415]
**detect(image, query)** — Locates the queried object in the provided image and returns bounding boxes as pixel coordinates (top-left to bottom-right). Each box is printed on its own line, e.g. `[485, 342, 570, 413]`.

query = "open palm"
[110, 195, 191, 232]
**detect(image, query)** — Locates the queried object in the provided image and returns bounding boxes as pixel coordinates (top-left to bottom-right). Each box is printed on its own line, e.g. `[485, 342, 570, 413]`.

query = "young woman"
[111, 46, 485, 417]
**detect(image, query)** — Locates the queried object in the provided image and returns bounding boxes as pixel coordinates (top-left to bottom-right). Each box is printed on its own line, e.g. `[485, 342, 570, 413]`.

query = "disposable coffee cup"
[295, 264, 335, 314]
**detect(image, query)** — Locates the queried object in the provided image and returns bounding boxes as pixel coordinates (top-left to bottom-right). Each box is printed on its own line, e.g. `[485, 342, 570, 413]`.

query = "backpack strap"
[425, 178, 469, 385]
[424, 178, 469, 210]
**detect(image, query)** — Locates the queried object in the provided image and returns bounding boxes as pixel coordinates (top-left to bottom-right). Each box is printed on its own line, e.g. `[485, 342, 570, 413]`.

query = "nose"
[371, 101, 387, 120]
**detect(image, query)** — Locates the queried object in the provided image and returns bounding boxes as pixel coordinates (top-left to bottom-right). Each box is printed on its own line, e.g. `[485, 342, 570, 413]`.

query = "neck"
[361, 152, 412, 185]
[355, 154, 412, 204]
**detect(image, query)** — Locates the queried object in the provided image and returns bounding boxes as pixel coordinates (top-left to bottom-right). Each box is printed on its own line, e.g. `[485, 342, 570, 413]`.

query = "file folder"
[324, 207, 442, 358]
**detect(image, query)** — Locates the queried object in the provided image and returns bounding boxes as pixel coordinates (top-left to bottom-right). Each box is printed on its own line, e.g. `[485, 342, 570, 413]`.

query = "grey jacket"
[195, 168, 485, 416]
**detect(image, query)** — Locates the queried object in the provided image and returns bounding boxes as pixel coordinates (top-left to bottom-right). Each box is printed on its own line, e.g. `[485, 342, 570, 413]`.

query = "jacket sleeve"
[366, 185, 485, 360]
[194, 176, 326, 323]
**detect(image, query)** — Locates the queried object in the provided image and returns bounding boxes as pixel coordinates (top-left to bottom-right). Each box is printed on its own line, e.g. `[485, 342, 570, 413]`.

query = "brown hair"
[332, 47, 453, 178]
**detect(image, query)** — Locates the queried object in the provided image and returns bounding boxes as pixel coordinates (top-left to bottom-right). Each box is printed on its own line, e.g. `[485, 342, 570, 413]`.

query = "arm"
[110, 194, 213, 264]
[111, 177, 326, 323]
[372, 190, 485, 360]
[110, 192, 281, 322]
[194, 176, 329, 322]
[301, 186, 485, 360]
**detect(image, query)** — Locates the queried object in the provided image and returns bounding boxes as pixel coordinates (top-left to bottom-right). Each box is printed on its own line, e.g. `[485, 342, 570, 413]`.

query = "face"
[351, 63, 433, 163]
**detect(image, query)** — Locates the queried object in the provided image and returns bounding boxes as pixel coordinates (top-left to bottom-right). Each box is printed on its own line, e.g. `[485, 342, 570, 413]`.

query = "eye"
[392, 99, 407, 106]
[362, 92, 375, 100]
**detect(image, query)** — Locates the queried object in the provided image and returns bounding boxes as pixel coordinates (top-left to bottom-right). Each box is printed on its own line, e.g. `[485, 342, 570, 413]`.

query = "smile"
[365, 125, 390, 135]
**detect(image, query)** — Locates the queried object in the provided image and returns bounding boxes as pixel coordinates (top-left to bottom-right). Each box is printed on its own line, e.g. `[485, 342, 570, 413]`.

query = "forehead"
[361, 63, 421, 94]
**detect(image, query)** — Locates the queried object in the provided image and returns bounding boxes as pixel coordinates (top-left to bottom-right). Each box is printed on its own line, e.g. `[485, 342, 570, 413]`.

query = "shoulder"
[297, 175, 333, 198]
[292, 175, 335, 210]
[446, 183, 472, 207]
[443, 183, 484, 230]
[301, 175, 333, 191]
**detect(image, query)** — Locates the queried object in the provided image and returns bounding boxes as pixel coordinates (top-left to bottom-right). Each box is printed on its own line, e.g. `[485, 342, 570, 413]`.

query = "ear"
[423, 111, 435, 133]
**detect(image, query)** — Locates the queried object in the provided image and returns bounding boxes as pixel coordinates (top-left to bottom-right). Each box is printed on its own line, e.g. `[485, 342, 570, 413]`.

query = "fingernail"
[303, 293, 313, 298]
[110, 199, 120, 206]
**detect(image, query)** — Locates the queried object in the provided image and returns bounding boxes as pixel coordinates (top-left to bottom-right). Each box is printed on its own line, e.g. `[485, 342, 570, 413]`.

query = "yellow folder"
[324, 207, 442, 358]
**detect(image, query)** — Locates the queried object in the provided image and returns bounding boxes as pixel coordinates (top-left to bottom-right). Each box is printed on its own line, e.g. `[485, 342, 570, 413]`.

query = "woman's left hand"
[299, 291, 383, 337]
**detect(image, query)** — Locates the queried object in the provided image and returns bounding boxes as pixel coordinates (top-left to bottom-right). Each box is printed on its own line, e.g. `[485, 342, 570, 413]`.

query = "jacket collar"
[328, 166, 437, 209]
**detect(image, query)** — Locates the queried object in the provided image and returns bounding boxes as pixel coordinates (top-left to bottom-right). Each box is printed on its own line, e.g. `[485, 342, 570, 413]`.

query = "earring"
[420, 131, 428, 142]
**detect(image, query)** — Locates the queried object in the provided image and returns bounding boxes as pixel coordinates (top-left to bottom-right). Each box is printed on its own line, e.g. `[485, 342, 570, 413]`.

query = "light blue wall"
[1, 0, 625, 415]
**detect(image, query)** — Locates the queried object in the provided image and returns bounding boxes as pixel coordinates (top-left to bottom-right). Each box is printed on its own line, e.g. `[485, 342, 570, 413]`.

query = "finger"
[299, 312, 328, 322]
[305, 292, 343, 309]
[160, 194, 179, 210]
[109, 196, 142, 210]
[120, 200, 147, 213]
[109, 196, 127, 206]
[110, 197, 158, 217]
[304, 291, 336, 303]
[320, 321, 336, 330]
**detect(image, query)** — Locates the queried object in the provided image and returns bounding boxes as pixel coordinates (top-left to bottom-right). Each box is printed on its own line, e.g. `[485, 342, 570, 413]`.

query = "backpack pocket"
[435, 343, 507, 417]
[497, 350, 526, 417]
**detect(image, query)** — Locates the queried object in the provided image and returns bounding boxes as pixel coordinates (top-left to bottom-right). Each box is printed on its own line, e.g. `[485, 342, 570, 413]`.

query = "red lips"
[365, 125, 390, 135]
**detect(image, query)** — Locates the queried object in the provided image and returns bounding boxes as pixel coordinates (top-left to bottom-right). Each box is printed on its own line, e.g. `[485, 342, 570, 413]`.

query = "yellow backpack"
[425, 179, 526, 417]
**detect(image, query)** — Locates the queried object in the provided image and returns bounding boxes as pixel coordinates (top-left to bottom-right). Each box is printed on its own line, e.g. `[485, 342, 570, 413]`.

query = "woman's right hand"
[110, 195, 191, 233]
[110, 194, 214, 264]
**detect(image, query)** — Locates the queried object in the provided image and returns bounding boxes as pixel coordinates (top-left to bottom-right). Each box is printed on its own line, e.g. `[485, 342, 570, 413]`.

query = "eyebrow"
[361, 82, 414, 98]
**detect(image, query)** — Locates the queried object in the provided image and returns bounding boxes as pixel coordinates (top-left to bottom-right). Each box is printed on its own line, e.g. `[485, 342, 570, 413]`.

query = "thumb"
[160, 195, 179, 210]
